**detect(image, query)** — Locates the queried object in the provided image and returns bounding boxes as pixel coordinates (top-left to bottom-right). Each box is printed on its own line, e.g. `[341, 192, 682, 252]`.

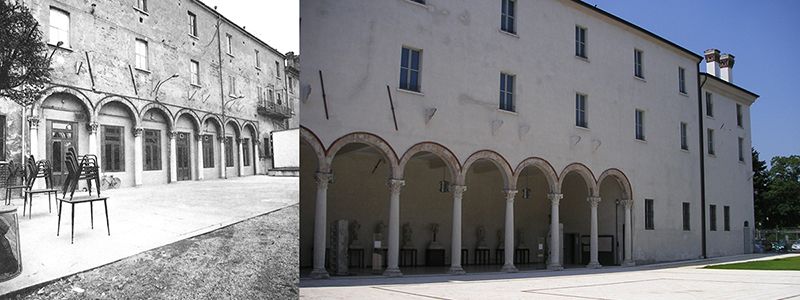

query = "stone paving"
[0, 175, 298, 296]
[300, 254, 800, 300]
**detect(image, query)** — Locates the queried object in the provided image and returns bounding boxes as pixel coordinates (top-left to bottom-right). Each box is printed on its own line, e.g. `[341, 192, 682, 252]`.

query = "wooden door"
[176, 132, 191, 181]
[47, 120, 78, 187]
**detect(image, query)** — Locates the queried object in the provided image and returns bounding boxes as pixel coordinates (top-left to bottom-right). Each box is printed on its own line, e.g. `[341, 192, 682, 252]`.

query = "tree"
[0, 0, 51, 107]
[765, 155, 800, 228]
[752, 148, 771, 227]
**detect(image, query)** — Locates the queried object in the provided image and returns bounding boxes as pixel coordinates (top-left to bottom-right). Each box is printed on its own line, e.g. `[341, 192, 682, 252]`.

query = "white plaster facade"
[299, 0, 758, 278]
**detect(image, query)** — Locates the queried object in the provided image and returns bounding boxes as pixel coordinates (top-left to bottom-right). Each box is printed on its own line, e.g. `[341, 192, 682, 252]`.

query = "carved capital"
[28, 117, 40, 129]
[315, 172, 333, 189]
[503, 189, 518, 202]
[218, 136, 227, 142]
[87, 122, 99, 134]
[167, 131, 177, 139]
[236, 138, 243, 144]
[450, 184, 467, 198]
[388, 179, 405, 193]
[547, 193, 563, 206]
[195, 133, 205, 140]
[132, 127, 143, 137]
[587, 196, 602, 207]
[621, 199, 634, 208]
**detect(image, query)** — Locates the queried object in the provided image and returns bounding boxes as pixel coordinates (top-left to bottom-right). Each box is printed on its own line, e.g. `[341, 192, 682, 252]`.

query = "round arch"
[558, 163, 599, 196]
[325, 132, 399, 177]
[94, 95, 141, 127]
[300, 127, 327, 172]
[34, 86, 95, 122]
[173, 108, 202, 132]
[140, 102, 174, 130]
[224, 118, 242, 137]
[242, 121, 258, 137]
[596, 168, 633, 200]
[459, 150, 513, 188]
[200, 113, 224, 133]
[513, 157, 559, 193]
[398, 142, 461, 180]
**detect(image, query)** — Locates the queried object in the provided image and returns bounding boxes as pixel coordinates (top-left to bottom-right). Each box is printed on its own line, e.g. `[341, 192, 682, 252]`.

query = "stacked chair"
[22, 155, 59, 219]
[58, 148, 109, 244]
[4, 161, 27, 206]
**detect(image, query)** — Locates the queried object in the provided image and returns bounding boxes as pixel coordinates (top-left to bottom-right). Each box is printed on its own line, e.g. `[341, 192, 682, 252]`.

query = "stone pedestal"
[329, 219, 349, 276]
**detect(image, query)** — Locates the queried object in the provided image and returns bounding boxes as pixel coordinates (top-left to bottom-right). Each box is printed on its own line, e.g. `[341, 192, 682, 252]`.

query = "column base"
[383, 267, 403, 277]
[500, 264, 518, 273]
[448, 266, 466, 275]
[547, 263, 564, 271]
[622, 260, 636, 267]
[310, 268, 330, 279]
[586, 261, 602, 269]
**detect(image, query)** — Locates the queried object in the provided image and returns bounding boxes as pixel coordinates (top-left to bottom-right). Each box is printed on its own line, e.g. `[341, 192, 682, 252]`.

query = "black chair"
[22, 155, 59, 219]
[57, 147, 109, 244]
[4, 161, 27, 206]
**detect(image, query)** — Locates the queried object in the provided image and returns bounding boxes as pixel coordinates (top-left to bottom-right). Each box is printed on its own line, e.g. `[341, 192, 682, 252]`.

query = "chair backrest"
[24, 155, 37, 189]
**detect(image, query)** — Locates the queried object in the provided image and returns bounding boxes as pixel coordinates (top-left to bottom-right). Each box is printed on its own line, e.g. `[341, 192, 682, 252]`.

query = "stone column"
[133, 127, 143, 186]
[87, 122, 99, 158]
[253, 140, 262, 175]
[587, 196, 602, 269]
[195, 133, 204, 181]
[219, 136, 227, 179]
[310, 172, 333, 279]
[547, 193, 564, 270]
[501, 189, 518, 272]
[168, 131, 177, 183]
[622, 199, 635, 266]
[449, 185, 467, 275]
[28, 117, 40, 159]
[384, 178, 405, 277]
[237, 138, 244, 176]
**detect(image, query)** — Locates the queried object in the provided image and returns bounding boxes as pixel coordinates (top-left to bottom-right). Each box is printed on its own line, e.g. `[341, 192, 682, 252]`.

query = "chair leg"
[104, 200, 110, 236]
[71, 203, 75, 244]
[57, 201, 62, 236]
[90, 202, 94, 229]
[28, 193, 32, 219]
[49, 193, 52, 213]
[22, 193, 27, 217]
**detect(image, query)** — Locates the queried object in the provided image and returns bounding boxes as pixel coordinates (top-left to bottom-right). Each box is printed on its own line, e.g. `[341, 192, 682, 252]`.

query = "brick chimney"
[720, 53, 735, 83]
[704, 49, 720, 77]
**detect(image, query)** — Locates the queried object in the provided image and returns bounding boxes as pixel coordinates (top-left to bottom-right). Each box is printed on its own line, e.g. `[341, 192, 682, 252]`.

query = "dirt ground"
[6, 204, 299, 300]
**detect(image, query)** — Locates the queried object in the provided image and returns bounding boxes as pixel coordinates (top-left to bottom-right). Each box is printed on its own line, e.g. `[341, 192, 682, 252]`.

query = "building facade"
[299, 0, 758, 278]
[1, 0, 297, 188]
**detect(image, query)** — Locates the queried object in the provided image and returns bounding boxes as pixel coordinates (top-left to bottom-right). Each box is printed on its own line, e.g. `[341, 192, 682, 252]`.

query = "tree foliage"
[0, 0, 51, 107]
[753, 149, 800, 229]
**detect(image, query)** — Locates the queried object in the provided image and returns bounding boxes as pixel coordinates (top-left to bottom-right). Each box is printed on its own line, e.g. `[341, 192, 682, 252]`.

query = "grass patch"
[705, 256, 800, 271]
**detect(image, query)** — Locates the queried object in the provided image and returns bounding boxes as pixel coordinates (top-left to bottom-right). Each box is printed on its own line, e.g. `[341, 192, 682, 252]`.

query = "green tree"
[765, 155, 800, 228]
[0, 0, 51, 106]
[752, 148, 771, 227]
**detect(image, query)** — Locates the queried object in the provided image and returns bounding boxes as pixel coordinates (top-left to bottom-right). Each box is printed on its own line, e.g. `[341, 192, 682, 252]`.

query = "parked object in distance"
[772, 240, 787, 253]
[753, 240, 765, 253]
[791, 240, 800, 252]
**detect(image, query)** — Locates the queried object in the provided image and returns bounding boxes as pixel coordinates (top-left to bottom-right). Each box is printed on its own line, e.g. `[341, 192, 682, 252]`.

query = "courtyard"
[0, 175, 298, 296]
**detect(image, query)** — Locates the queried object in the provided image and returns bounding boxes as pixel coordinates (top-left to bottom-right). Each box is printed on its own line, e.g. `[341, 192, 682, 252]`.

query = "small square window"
[49, 7, 70, 47]
[499, 73, 515, 112]
[399, 47, 422, 92]
[501, 0, 516, 34]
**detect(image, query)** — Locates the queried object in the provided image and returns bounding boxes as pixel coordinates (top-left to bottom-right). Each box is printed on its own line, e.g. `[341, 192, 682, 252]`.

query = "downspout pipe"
[697, 63, 708, 259]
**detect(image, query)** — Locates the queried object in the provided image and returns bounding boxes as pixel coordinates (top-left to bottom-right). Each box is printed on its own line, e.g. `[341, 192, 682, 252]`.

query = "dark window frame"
[635, 109, 645, 141]
[678, 67, 686, 93]
[243, 138, 251, 166]
[143, 129, 161, 171]
[102, 125, 125, 172]
[501, 0, 516, 34]
[499, 72, 515, 112]
[736, 104, 743, 127]
[710, 204, 717, 231]
[634, 49, 644, 78]
[724, 206, 731, 231]
[575, 26, 587, 58]
[0, 115, 6, 161]
[576, 93, 588, 128]
[399, 47, 422, 92]
[680, 122, 688, 150]
[682, 202, 691, 231]
[645, 198, 654, 230]
[188, 11, 197, 37]
[225, 136, 234, 167]
[202, 134, 214, 168]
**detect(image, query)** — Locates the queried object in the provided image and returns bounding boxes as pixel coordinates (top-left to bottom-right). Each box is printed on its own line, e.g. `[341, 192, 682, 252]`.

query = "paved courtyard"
[300, 254, 800, 300]
[0, 175, 298, 295]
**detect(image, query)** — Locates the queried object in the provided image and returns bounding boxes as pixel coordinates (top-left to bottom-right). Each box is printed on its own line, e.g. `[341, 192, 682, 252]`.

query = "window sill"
[498, 29, 519, 38]
[190, 83, 202, 88]
[680, 148, 690, 153]
[635, 138, 647, 144]
[48, 43, 73, 52]
[144, 169, 163, 172]
[705, 115, 714, 120]
[575, 125, 590, 131]
[188, 34, 199, 40]
[575, 55, 590, 63]
[707, 153, 716, 158]
[634, 76, 646, 82]
[226, 53, 235, 58]
[738, 160, 746, 165]
[255, 66, 262, 71]
[133, 7, 149, 15]
[497, 108, 517, 115]
[396, 87, 424, 96]
[404, 0, 427, 8]
[679, 91, 689, 97]
[135, 68, 151, 74]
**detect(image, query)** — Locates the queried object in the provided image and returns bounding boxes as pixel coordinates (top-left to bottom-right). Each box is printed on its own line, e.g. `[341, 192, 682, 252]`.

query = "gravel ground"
[6, 204, 299, 300]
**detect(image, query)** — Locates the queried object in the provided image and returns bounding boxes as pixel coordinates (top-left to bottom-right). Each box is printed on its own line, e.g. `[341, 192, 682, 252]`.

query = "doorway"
[176, 132, 191, 181]
[47, 120, 78, 187]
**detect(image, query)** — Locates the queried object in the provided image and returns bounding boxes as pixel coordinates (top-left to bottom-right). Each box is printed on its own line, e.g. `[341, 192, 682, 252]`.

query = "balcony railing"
[257, 100, 293, 119]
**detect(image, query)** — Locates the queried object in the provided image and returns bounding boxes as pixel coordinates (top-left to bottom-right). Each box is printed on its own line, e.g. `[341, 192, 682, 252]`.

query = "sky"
[199, 0, 298, 54]
[585, 0, 799, 164]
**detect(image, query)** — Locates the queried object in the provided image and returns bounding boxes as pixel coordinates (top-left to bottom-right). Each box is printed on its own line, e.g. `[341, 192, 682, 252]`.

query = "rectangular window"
[635, 109, 645, 140]
[736, 104, 743, 127]
[102, 126, 124, 172]
[499, 73, 515, 112]
[135, 39, 148, 70]
[0, 115, 6, 161]
[709, 204, 717, 231]
[228, 75, 236, 95]
[255, 49, 261, 68]
[136, 0, 148, 12]
[575, 93, 587, 128]
[243, 138, 251, 166]
[645, 199, 654, 230]
[275, 61, 281, 77]
[188, 11, 198, 37]
[190, 60, 200, 86]
[724, 206, 731, 231]
[678, 67, 686, 93]
[264, 137, 272, 158]
[49, 7, 70, 47]
[634, 49, 644, 78]
[501, 0, 515, 34]
[399, 47, 422, 92]
[202, 135, 214, 168]
[225, 137, 234, 167]
[575, 26, 587, 58]
[707, 129, 715, 155]
[680, 122, 688, 150]
[143, 129, 161, 171]
[226, 33, 232, 55]
[705, 92, 713, 117]
[738, 137, 744, 162]
[682, 202, 691, 231]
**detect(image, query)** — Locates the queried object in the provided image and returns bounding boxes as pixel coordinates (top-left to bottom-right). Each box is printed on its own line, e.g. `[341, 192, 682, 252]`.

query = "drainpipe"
[697, 63, 708, 259]
[216, 15, 226, 148]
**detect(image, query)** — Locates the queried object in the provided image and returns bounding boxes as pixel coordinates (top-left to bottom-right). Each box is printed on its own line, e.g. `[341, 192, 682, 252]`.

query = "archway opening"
[175, 113, 200, 181]
[513, 166, 553, 270]
[598, 177, 626, 265]
[559, 171, 591, 267]
[299, 138, 321, 271]
[462, 159, 507, 272]
[141, 107, 171, 185]
[201, 118, 222, 179]
[96, 101, 138, 187]
[39, 93, 92, 186]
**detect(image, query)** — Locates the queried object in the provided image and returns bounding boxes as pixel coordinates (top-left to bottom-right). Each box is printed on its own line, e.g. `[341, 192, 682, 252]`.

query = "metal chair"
[22, 155, 59, 219]
[57, 147, 109, 244]
[4, 161, 27, 206]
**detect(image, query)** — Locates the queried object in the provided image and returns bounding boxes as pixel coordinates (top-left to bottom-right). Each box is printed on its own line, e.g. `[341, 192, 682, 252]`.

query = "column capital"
[388, 178, 405, 193]
[87, 122, 99, 134]
[621, 199, 634, 208]
[28, 116, 40, 129]
[167, 131, 177, 139]
[315, 172, 333, 188]
[503, 189, 518, 202]
[132, 127, 143, 137]
[587, 196, 602, 207]
[218, 135, 227, 142]
[548, 193, 563, 205]
[195, 132, 205, 140]
[236, 137, 243, 144]
[450, 184, 467, 195]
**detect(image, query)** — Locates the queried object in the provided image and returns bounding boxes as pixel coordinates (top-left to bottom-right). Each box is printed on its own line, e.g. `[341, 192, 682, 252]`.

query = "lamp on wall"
[521, 172, 532, 199]
[438, 167, 449, 193]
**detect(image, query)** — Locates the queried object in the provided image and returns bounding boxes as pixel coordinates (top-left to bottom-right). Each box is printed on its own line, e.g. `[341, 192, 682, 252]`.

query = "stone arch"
[300, 126, 327, 172]
[34, 86, 95, 122]
[200, 113, 223, 133]
[95, 95, 141, 127]
[459, 150, 513, 188]
[173, 108, 202, 132]
[398, 142, 461, 180]
[596, 168, 633, 200]
[558, 162, 599, 196]
[140, 102, 174, 130]
[513, 157, 559, 193]
[242, 121, 258, 137]
[224, 118, 242, 138]
[325, 132, 399, 177]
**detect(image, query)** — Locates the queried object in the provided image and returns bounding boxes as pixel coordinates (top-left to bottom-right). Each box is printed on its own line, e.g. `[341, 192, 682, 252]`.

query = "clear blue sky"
[585, 0, 799, 165]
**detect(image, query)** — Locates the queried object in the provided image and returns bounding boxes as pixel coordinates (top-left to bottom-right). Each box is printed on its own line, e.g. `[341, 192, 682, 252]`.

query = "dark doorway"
[47, 120, 78, 187]
[176, 132, 191, 181]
